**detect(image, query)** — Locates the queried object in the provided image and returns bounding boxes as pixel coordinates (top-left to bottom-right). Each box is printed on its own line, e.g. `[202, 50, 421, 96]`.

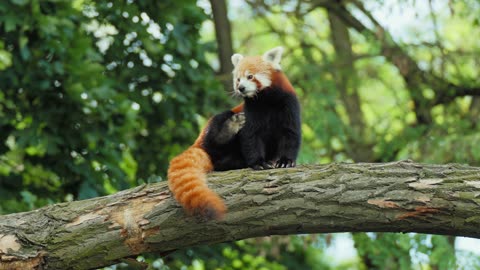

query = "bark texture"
[1, 161, 480, 270]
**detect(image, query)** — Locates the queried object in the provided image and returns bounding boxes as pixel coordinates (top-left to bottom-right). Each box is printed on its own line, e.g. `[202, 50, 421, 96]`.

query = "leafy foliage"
[228, 1, 480, 269]
[0, 0, 225, 213]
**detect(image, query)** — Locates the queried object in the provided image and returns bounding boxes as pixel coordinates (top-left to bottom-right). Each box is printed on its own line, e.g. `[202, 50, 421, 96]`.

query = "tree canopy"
[1, 0, 480, 269]
[0, 0, 229, 213]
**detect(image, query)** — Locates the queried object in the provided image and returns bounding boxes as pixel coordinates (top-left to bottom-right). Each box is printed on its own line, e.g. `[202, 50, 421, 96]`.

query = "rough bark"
[1, 161, 480, 270]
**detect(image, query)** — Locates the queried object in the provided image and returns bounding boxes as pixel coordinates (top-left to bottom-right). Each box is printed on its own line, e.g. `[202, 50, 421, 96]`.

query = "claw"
[275, 157, 296, 168]
[252, 164, 264, 170]
[252, 161, 275, 170]
[262, 161, 274, 169]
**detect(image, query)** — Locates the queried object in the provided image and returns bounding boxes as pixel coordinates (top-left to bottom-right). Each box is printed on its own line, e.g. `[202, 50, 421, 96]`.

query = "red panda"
[232, 47, 301, 170]
[167, 47, 301, 220]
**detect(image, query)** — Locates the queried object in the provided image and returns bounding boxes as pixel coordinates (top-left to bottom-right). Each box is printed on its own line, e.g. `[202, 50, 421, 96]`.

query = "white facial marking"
[236, 70, 254, 97]
[255, 73, 272, 89]
[234, 71, 273, 97]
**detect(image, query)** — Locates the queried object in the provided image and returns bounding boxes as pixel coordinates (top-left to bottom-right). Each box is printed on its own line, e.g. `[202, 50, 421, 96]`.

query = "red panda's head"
[231, 47, 284, 98]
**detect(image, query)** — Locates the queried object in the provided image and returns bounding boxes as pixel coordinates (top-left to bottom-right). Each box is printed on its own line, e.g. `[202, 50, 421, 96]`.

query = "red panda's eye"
[247, 75, 253, 80]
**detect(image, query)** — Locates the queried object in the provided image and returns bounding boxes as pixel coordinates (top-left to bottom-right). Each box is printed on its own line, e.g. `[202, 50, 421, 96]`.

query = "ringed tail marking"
[168, 126, 227, 220]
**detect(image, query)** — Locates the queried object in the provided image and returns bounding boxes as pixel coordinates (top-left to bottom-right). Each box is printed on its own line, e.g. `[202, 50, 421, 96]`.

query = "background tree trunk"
[209, 0, 234, 91]
[327, 11, 373, 162]
[1, 161, 480, 270]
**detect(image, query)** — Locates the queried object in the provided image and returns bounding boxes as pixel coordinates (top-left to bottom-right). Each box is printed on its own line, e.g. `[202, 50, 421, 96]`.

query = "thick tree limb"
[1, 161, 480, 269]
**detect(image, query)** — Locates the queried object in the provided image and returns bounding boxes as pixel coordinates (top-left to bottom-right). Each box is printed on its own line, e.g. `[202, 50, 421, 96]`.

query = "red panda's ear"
[231, 54, 244, 67]
[262, 47, 283, 70]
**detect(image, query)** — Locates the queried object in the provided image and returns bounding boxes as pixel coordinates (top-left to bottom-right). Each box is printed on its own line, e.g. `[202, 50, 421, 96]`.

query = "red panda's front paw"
[275, 158, 296, 168]
[226, 112, 246, 134]
[251, 161, 275, 170]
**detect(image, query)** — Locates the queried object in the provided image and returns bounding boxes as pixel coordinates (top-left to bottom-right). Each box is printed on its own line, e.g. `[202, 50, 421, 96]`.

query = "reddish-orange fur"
[168, 104, 243, 220]
[235, 56, 273, 75]
[271, 71, 296, 95]
[231, 103, 244, 114]
[233, 56, 296, 95]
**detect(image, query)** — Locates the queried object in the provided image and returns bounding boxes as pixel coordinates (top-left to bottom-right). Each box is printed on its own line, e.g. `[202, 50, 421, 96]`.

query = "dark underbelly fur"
[241, 87, 301, 169]
[203, 87, 301, 171]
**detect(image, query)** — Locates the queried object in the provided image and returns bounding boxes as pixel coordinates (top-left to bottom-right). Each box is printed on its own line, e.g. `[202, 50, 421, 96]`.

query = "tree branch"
[434, 82, 480, 105]
[1, 161, 480, 269]
[319, 1, 480, 123]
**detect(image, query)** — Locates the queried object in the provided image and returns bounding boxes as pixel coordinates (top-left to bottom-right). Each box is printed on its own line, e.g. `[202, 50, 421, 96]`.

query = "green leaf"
[4, 15, 18, 32]
[10, 0, 29, 6]
[0, 50, 12, 70]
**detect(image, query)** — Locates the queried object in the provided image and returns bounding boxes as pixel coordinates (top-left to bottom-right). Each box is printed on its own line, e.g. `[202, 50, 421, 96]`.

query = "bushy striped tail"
[167, 146, 227, 220]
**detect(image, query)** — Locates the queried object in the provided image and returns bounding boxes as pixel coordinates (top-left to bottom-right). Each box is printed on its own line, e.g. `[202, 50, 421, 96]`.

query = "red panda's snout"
[235, 75, 263, 97]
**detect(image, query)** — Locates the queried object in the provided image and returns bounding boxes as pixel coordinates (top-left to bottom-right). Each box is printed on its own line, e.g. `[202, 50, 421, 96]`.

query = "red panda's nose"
[238, 86, 246, 93]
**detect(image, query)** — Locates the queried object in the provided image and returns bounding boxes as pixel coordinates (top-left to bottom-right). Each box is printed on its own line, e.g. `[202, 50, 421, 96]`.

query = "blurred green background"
[1, 0, 479, 269]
